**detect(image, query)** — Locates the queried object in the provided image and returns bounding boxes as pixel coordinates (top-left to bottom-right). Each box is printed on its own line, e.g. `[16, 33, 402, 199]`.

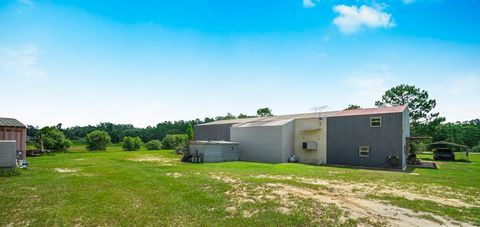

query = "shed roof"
[329, 105, 407, 117]
[0, 118, 26, 128]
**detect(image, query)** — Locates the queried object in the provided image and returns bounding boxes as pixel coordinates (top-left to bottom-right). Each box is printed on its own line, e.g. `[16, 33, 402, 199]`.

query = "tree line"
[27, 84, 480, 153]
[26, 108, 274, 151]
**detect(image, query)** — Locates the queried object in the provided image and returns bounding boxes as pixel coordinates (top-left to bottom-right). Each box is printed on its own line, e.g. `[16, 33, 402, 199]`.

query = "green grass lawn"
[1, 147, 479, 226]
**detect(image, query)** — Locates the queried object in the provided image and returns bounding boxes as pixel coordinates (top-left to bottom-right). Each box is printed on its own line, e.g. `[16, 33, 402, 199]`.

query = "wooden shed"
[0, 118, 27, 160]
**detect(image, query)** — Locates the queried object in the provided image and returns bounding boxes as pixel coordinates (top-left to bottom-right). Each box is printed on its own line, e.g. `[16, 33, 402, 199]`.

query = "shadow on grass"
[421, 157, 471, 163]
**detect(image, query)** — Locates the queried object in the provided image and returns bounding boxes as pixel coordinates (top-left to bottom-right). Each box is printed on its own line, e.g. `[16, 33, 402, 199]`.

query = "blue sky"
[0, 0, 479, 127]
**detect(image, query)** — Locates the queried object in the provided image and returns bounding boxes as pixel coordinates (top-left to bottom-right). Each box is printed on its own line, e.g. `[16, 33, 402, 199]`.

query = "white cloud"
[0, 44, 46, 79]
[303, 0, 319, 8]
[402, 0, 416, 4]
[333, 5, 395, 34]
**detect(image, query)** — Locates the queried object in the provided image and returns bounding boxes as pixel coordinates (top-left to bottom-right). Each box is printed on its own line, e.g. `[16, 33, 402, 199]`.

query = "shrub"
[145, 140, 162, 150]
[86, 130, 111, 151]
[472, 145, 480, 153]
[122, 136, 143, 151]
[162, 134, 188, 149]
[186, 124, 194, 140]
[36, 127, 71, 151]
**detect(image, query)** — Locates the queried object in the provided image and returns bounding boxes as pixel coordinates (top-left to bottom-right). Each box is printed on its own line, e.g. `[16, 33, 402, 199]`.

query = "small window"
[359, 146, 369, 157]
[370, 117, 381, 127]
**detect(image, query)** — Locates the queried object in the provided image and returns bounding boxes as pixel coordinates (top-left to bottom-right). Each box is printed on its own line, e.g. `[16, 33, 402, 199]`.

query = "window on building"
[359, 146, 370, 157]
[370, 117, 382, 127]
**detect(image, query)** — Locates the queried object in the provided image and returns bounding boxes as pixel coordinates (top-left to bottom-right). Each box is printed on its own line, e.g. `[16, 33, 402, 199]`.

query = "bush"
[36, 127, 71, 151]
[472, 145, 480, 153]
[162, 134, 188, 149]
[86, 130, 111, 151]
[122, 136, 143, 151]
[145, 140, 162, 150]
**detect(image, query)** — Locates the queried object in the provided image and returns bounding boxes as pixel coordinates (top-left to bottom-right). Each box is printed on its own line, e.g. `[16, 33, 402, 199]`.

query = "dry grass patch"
[165, 172, 183, 178]
[54, 168, 78, 173]
[210, 173, 473, 226]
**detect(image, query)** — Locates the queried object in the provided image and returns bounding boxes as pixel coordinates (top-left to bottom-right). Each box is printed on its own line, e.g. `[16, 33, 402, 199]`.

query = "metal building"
[0, 118, 27, 161]
[193, 106, 409, 169]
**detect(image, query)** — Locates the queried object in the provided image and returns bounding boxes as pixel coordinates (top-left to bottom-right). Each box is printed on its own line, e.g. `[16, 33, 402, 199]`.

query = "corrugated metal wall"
[281, 121, 295, 162]
[194, 124, 234, 141]
[231, 126, 285, 163]
[326, 113, 405, 169]
[189, 143, 239, 162]
[0, 141, 17, 168]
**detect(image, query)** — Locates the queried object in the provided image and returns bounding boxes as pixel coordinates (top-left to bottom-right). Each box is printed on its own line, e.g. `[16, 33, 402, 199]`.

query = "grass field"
[1, 147, 479, 226]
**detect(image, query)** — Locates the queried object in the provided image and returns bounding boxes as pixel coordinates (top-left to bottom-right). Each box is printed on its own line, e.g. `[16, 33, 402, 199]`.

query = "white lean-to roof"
[199, 112, 337, 127]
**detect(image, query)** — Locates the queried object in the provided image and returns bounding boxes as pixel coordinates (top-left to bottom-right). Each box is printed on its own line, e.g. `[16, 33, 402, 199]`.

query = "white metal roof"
[197, 106, 406, 128]
[232, 112, 336, 127]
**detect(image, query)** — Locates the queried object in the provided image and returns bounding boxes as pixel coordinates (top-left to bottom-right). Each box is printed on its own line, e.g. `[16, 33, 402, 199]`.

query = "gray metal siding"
[282, 121, 295, 162]
[194, 124, 234, 141]
[189, 144, 239, 163]
[327, 113, 404, 169]
[0, 141, 16, 168]
[401, 109, 410, 169]
[231, 126, 284, 163]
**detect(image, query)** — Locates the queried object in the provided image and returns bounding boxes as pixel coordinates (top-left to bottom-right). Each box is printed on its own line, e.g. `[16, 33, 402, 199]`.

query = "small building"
[189, 141, 240, 163]
[194, 106, 409, 169]
[0, 117, 27, 161]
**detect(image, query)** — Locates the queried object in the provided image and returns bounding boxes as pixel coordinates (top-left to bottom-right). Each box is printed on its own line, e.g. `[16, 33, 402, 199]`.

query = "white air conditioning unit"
[302, 142, 317, 151]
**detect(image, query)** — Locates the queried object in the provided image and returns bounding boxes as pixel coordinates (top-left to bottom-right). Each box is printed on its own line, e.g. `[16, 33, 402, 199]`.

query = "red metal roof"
[329, 105, 407, 117]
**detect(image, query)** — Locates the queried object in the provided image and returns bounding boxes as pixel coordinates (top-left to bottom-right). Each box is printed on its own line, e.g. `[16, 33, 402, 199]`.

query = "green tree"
[162, 134, 188, 149]
[238, 113, 255, 119]
[256, 107, 273, 117]
[215, 113, 236, 121]
[344, 104, 361, 110]
[375, 84, 439, 123]
[122, 136, 143, 151]
[86, 130, 111, 151]
[36, 127, 71, 151]
[186, 123, 194, 140]
[145, 140, 162, 150]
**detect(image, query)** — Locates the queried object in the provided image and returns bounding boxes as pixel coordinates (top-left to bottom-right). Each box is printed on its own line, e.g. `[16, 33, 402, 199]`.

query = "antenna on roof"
[311, 105, 327, 128]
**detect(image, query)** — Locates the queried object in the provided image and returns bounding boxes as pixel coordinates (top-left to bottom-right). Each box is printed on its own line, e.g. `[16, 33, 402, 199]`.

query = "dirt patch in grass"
[211, 173, 474, 226]
[54, 168, 78, 173]
[128, 156, 177, 166]
[268, 183, 467, 227]
[253, 174, 476, 208]
[166, 172, 183, 178]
